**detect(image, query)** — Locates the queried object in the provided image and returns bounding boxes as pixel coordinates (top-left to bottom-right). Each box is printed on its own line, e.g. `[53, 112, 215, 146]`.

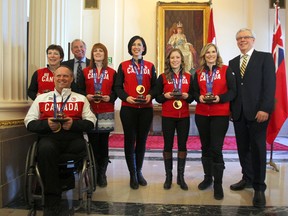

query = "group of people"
[24, 27, 276, 215]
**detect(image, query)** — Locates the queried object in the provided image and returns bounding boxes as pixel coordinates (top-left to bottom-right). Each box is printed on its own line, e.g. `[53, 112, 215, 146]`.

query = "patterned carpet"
[109, 134, 288, 151]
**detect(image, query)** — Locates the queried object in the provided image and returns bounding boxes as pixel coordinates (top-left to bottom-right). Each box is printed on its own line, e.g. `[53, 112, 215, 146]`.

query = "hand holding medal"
[93, 90, 103, 103]
[203, 92, 216, 103]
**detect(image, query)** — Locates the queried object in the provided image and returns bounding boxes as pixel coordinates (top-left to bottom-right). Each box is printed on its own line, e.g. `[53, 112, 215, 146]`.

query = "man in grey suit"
[62, 39, 90, 93]
[229, 28, 276, 208]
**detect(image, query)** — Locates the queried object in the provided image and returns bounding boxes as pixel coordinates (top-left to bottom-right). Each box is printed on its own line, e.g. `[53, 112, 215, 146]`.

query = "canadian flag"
[266, 3, 288, 144]
[207, 7, 216, 44]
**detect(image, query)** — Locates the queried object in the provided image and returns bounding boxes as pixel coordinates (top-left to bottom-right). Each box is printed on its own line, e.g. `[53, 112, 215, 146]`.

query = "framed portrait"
[156, 2, 210, 75]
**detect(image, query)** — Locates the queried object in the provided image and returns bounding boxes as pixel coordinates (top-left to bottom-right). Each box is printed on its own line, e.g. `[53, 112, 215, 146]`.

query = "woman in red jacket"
[27, 44, 64, 100]
[79, 43, 117, 187]
[115, 36, 157, 189]
[193, 43, 236, 200]
[155, 48, 194, 190]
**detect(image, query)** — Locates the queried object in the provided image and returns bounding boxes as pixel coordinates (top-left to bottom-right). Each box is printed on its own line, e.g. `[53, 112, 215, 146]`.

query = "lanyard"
[53, 93, 71, 118]
[93, 68, 105, 92]
[205, 68, 217, 93]
[131, 58, 144, 85]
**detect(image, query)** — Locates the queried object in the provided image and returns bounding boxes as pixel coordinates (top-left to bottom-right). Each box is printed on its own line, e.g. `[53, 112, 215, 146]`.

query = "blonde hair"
[198, 43, 223, 71]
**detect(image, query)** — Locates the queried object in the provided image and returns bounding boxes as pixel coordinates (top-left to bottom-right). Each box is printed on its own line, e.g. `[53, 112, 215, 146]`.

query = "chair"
[24, 140, 97, 216]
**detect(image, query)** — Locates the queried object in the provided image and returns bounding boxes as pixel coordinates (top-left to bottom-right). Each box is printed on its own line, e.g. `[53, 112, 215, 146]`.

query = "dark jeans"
[120, 106, 153, 158]
[37, 136, 86, 195]
[162, 116, 190, 152]
[87, 132, 110, 160]
[195, 114, 229, 164]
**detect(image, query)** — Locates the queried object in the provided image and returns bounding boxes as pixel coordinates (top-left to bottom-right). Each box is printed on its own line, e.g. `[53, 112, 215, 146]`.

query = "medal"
[173, 100, 182, 109]
[136, 85, 145, 94]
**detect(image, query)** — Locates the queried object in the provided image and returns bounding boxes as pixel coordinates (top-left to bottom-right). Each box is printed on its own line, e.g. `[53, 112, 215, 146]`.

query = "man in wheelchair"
[24, 65, 96, 215]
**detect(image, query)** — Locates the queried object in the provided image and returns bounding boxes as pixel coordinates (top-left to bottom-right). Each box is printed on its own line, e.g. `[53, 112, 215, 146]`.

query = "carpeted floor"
[109, 134, 288, 151]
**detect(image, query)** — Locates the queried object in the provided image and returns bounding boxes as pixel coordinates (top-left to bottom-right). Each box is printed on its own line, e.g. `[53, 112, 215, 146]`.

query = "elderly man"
[229, 28, 276, 208]
[62, 39, 90, 92]
[24, 65, 96, 215]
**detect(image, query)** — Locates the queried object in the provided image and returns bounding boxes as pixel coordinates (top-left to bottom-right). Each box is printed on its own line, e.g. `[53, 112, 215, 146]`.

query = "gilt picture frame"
[156, 2, 210, 75]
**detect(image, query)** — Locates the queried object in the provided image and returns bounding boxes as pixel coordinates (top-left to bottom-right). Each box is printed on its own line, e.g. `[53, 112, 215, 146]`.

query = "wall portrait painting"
[157, 2, 210, 75]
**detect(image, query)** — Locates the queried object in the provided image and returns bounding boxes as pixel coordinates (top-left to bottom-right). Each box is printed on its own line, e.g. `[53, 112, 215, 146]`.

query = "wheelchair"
[24, 139, 97, 216]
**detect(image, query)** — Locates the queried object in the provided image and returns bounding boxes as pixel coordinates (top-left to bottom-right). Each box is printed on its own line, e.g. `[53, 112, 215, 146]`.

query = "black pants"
[87, 132, 110, 160]
[120, 106, 153, 160]
[37, 136, 86, 196]
[195, 114, 229, 164]
[233, 112, 268, 191]
[162, 116, 190, 152]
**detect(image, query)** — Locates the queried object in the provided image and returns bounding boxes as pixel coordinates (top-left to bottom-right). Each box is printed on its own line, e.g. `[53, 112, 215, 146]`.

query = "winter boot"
[163, 151, 173, 189]
[97, 157, 110, 187]
[198, 157, 213, 190]
[177, 151, 188, 190]
[213, 163, 225, 200]
[125, 154, 139, 189]
[136, 151, 147, 186]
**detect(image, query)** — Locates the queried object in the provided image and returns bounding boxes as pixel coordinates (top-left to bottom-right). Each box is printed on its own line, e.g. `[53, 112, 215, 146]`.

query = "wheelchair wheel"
[27, 208, 37, 216]
[24, 141, 38, 205]
[86, 142, 97, 191]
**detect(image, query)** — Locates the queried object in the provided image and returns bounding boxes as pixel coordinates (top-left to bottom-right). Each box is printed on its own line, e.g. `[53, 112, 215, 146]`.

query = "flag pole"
[266, 0, 280, 172]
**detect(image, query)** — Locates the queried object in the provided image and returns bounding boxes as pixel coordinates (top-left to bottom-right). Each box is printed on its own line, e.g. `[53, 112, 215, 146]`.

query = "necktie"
[76, 61, 82, 84]
[240, 55, 248, 78]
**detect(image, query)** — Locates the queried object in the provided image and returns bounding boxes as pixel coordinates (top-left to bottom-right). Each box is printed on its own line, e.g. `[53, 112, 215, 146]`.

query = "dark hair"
[46, 44, 64, 61]
[89, 43, 109, 69]
[127, 35, 147, 56]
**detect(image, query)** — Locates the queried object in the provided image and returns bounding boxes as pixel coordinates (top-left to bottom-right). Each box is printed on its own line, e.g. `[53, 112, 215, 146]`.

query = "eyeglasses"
[236, 36, 254, 41]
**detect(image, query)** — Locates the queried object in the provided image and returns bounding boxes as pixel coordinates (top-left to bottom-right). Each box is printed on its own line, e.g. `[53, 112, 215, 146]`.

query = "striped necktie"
[240, 55, 248, 78]
[76, 61, 82, 84]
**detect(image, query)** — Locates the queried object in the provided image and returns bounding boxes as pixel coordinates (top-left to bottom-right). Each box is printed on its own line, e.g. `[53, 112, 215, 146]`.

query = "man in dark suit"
[62, 39, 90, 93]
[229, 28, 276, 208]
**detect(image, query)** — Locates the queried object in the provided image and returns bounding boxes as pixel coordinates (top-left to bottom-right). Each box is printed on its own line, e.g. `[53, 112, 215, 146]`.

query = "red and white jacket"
[82, 66, 116, 114]
[194, 65, 235, 116]
[115, 59, 156, 108]
[156, 72, 194, 118]
[24, 88, 96, 138]
[36, 68, 55, 93]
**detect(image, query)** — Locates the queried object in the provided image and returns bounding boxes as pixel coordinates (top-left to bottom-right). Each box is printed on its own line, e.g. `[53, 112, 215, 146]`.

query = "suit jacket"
[61, 58, 90, 72]
[61, 58, 90, 94]
[229, 50, 276, 121]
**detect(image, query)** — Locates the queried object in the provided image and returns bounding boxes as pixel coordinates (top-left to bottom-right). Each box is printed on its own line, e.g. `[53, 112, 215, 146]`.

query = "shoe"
[230, 179, 252, 191]
[253, 191, 266, 208]
[137, 171, 147, 186]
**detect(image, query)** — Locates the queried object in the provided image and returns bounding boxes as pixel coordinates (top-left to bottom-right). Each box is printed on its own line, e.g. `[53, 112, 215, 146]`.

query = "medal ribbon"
[172, 73, 182, 92]
[53, 93, 71, 118]
[131, 58, 144, 85]
[205, 68, 217, 93]
[93, 68, 105, 92]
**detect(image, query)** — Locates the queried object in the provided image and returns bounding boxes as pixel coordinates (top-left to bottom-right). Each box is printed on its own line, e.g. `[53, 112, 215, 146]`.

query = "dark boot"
[198, 157, 213, 190]
[213, 163, 225, 200]
[177, 151, 188, 190]
[97, 157, 110, 187]
[125, 154, 139, 189]
[136, 151, 147, 186]
[44, 195, 61, 216]
[163, 152, 173, 189]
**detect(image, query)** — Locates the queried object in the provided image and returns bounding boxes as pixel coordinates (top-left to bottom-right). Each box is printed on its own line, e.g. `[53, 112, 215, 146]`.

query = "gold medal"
[173, 100, 182, 109]
[136, 85, 145, 94]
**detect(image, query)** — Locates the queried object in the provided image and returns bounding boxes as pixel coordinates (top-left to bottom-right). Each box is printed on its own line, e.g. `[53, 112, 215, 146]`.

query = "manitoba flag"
[266, 4, 288, 144]
[207, 7, 216, 44]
